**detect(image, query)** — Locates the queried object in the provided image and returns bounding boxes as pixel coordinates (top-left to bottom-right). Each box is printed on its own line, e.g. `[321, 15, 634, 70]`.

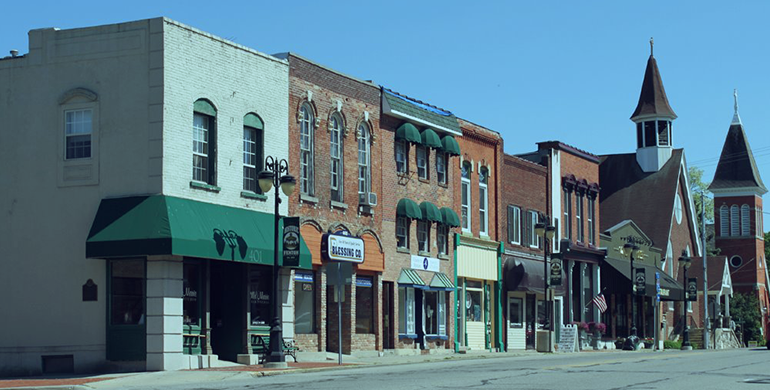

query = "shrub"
[664, 340, 682, 349]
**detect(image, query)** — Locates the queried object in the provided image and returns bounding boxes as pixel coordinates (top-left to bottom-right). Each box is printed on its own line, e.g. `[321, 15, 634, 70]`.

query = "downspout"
[494, 139, 503, 351]
[454, 232, 459, 353]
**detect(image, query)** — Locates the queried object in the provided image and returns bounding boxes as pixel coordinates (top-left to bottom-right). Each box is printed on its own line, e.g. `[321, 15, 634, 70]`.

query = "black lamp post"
[621, 242, 643, 337]
[535, 217, 556, 352]
[258, 156, 296, 368]
[679, 252, 692, 350]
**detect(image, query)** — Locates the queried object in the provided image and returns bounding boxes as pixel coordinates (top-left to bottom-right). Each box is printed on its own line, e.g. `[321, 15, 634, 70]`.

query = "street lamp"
[620, 241, 643, 337]
[535, 217, 556, 352]
[679, 252, 692, 350]
[258, 156, 296, 368]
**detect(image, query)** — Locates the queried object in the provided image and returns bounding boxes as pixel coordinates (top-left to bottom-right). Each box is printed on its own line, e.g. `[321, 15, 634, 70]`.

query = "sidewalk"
[0, 349, 545, 389]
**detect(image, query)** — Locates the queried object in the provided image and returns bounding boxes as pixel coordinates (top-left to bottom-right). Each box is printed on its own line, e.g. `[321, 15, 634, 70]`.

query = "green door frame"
[106, 259, 147, 361]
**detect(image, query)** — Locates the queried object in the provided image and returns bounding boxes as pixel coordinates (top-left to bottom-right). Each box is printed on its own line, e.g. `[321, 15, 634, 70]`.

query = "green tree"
[731, 292, 763, 344]
[765, 232, 770, 270]
[688, 167, 717, 254]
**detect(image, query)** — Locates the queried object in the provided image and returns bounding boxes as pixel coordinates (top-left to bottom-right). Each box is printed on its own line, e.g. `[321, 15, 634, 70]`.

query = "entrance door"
[554, 296, 563, 343]
[507, 294, 525, 350]
[526, 294, 536, 349]
[465, 284, 485, 350]
[210, 261, 245, 362]
[383, 282, 394, 349]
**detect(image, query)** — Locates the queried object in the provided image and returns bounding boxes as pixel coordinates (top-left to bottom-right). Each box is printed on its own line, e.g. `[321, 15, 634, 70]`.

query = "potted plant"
[573, 322, 589, 349]
[643, 337, 654, 349]
[588, 322, 607, 349]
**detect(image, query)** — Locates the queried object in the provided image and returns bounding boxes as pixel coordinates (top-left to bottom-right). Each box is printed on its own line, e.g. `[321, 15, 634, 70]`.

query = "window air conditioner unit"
[359, 192, 377, 207]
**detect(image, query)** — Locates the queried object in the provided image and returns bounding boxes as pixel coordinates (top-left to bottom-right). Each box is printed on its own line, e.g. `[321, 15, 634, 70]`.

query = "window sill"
[438, 182, 448, 188]
[330, 200, 348, 210]
[241, 191, 267, 201]
[397, 247, 411, 254]
[190, 181, 221, 192]
[418, 251, 431, 257]
[438, 253, 449, 260]
[300, 194, 319, 204]
[425, 335, 449, 341]
[418, 177, 430, 184]
[399, 334, 418, 339]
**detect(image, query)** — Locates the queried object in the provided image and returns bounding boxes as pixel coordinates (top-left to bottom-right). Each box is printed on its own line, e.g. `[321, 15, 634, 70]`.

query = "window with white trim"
[741, 204, 750, 236]
[437, 224, 448, 255]
[192, 101, 216, 185]
[424, 291, 446, 336]
[587, 196, 595, 245]
[508, 205, 521, 245]
[674, 193, 683, 225]
[358, 123, 371, 193]
[479, 167, 489, 236]
[529, 210, 541, 249]
[436, 152, 447, 185]
[299, 104, 314, 195]
[417, 220, 430, 253]
[730, 205, 739, 236]
[461, 162, 471, 232]
[330, 114, 343, 202]
[395, 140, 408, 174]
[243, 117, 263, 193]
[65, 109, 92, 159]
[720, 205, 729, 237]
[563, 189, 572, 240]
[416, 145, 428, 180]
[576, 193, 584, 243]
[397, 217, 410, 249]
[399, 287, 415, 335]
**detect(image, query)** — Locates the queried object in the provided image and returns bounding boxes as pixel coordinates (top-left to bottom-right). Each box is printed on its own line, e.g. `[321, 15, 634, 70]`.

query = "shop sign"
[324, 233, 365, 263]
[283, 217, 300, 267]
[634, 268, 646, 296]
[687, 277, 698, 301]
[549, 254, 562, 287]
[411, 255, 439, 273]
[356, 276, 373, 287]
[294, 272, 314, 282]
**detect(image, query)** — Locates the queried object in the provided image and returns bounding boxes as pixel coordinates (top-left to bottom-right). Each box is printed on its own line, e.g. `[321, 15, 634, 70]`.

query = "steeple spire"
[630, 43, 677, 121]
[732, 89, 742, 125]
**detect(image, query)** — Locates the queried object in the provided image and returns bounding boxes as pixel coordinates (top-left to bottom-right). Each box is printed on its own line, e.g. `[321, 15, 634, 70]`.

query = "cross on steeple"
[732, 89, 742, 125]
[650, 37, 654, 56]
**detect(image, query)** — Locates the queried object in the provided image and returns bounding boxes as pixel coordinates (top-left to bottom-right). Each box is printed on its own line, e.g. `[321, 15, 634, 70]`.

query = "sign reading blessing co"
[324, 234, 365, 263]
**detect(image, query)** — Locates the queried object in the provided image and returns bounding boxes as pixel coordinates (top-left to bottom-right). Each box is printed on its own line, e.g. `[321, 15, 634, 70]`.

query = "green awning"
[395, 122, 421, 144]
[86, 195, 311, 269]
[396, 198, 422, 220]
[420, 128, 442, 149]
[419, 201, 442, 222]
[441, 135, 461, 156]
[429, 272, 456, 291]
[397, 268, 426, 287]
[440, 207, 461, 227]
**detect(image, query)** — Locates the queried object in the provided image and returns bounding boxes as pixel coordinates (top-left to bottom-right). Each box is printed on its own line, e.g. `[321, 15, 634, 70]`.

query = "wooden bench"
[250, 333, 299, 363]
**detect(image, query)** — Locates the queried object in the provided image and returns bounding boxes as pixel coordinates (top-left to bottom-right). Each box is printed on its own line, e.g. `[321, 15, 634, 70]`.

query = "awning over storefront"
[420, 128, 442, 149]
[419, 201, 442, 222]
[395, 122, 421, 144]
[504, 257, 565, 295]
[86, 195, 311, 269]
[397, 198, 422, 220]
[440, 207, 461, 227]
[602, 257, 684, 301]
[429, 272, 455, 291]
[441, 135, 461, 156]
[397, 268, 426, 288]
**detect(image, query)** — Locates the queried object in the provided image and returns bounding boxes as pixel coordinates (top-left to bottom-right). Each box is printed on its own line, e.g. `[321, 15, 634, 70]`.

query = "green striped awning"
[397, 198, 422, 220]
[420, 201, 442, 222]
[397, 268, 426, 287]
[441, 135, 461, 156]
[420, 128, 442, 149]
[440, 207, 461, 227]
[395, 122, 421, 143]
[86, 195, 311, 269]
[429, 273, 456, 291]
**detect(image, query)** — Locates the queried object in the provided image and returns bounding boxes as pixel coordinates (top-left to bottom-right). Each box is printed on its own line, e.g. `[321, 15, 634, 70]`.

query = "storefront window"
[356, 276, 374, 333]
[398, 287, 415, 334]
[183, 262, 200, 326]
[110, 259, 145, 325]
[537, 299, 547, 330]
[465, 290, 482, 322]
[249, 268, 271, 326]
[425, 291, 437, 334]
[294, 272, 315, 334]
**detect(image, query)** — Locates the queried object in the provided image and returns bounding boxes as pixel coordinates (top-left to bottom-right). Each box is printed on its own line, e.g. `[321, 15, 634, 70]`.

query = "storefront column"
[579, 262, 587, 322]
[203, 262, 212, 355]
[566, 260, 573, 323]
[146, 256, 185, 371]
[592, 264, 600, 322]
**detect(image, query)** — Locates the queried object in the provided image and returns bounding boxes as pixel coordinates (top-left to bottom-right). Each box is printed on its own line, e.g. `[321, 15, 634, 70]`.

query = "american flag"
[592, 293, 608, 313]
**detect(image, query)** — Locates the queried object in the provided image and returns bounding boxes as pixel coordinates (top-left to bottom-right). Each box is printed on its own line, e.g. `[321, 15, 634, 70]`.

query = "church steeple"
[631, 38, 677, 173]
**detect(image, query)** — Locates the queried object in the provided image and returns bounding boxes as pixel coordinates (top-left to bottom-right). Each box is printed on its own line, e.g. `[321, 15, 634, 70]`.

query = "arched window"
[720, 205, 729, 237]
[243, 113, 263, 193]
[479, 167, 489, 236]
[330, 113, 344, 202]
[357, 122, 371, 194]
[461, 161, 471, 232]
[741, 204, 750, 236]
[674, 193, 683, 225]
[730, 205, 740, 236]
[299, 104, 314, 195]
[193, 99, 217, 185]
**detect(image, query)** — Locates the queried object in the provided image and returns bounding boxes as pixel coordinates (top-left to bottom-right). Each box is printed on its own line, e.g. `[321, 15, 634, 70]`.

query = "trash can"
[536, 330, 550, 352]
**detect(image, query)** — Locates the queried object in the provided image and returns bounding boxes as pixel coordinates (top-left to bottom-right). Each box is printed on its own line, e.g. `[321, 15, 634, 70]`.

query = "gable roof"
[708, 122, 767, 193]
[688, 256, 733, 296]
[630, 55, 677, 121]
[599, 149, 684, 256]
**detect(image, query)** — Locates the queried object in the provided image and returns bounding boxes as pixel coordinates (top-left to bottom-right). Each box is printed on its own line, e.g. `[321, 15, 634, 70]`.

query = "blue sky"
[3, 1, 770, 223]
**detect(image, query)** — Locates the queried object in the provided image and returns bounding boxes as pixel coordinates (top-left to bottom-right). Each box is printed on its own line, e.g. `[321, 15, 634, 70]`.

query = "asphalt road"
[118, 348, 770, 390]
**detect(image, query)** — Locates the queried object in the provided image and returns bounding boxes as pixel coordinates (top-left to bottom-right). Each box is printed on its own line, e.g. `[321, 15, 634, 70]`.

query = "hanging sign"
[323, 233, 365, 263]
[687, 277, 698, 301]
[549, 254, 563, 287]
[655, 272, 661, 302]
[634, 268, 646, 296]
[282, 217, 301, 267]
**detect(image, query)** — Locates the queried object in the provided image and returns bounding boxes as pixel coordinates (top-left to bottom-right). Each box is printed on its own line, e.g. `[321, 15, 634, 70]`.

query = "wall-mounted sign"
[295, 272, 314, 282]
[411, 255, 440, 273]
[356, 276, 373, 287]
[323, 234, 365, 263]
[549, 254, 562, 287]
[687, 277, 698, 301]
[634, 268, 646, 296]
[282, 217, 300, 267]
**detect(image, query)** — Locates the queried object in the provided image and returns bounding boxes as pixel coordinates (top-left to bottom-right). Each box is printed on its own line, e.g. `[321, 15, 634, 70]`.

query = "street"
[98, 348, 770, 390]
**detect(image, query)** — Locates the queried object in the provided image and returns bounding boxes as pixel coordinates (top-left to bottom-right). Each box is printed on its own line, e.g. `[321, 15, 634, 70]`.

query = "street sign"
[282, 217, 300, 267]
[326, 262, 352, 286]
[655, 272, 661, 303]
[635, 268, 646, 296]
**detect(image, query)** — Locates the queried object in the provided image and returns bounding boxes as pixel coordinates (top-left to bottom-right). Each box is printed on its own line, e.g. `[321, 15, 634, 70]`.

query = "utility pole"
[702, 190, 709, 349]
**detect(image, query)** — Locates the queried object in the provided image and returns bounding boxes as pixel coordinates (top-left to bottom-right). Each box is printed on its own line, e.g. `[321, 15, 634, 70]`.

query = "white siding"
[457, 245, 498, 280]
